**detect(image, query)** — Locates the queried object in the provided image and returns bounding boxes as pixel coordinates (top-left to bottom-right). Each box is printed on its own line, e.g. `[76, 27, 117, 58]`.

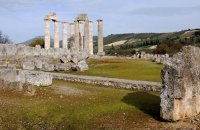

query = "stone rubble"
[0, 44, 89, 91]
[0, 44, 89, 72]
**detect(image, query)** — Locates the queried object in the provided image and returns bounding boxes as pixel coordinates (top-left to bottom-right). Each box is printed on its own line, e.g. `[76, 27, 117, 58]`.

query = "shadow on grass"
[121, 92, 164, 121]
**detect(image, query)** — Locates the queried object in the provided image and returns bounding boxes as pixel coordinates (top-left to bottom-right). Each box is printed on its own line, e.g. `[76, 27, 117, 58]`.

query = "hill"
[19, 36, 44, 45]
[103, 29, 200, 56]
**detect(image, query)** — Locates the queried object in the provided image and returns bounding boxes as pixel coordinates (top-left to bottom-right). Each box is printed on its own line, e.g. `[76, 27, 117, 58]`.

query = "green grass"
[66, 59, 163, 82]
[0, 80, 161, 130]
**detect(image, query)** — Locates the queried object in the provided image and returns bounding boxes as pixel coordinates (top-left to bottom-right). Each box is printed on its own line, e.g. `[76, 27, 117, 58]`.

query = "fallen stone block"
[42, 62, 54, 71]
[54, 63, 71, 71]
[76, 60, 89, 71]
[22, 62, 35, 70]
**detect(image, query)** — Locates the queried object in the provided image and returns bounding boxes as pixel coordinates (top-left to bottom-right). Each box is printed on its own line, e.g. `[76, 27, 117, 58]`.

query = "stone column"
[44, 19, 51, 49]
[97, 20, 105, 56]
[84, 21, 89, 52]
[74, 20, 80, 51]
[89, 21, 93, 55]
[54, 20, 59, 48]
[62, 22, 67, 49]
[79, 22, 84, 50]
[70, 23, 75, 49]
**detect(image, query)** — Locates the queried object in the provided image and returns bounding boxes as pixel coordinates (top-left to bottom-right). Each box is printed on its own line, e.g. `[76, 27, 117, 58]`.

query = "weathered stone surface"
[0, 69, 52, 87]
[7, 64, 16, 69]
[160, 46, 200, 121]
[42, 63, 54, 71]
[76, 60, 89, 71]
[54, 63, 71, 71]
[25, 71, 52, 86]
[34, 60, 43, 69]
[60, 55, 71, 63]
[71, 51, 89, 64]
[97, 19, 105, 56]
[22, 62, 35, 70]
[0, 44, 89, 72]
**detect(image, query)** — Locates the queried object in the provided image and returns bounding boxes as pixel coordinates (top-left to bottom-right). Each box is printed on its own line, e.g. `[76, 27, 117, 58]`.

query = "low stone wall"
[91, 53, 169, 64]
[0, 69, 52, 87]
[52, 73, 161, 91]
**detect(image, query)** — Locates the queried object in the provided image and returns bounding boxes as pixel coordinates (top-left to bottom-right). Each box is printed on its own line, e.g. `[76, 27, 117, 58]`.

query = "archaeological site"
[0, 1, 200, 129]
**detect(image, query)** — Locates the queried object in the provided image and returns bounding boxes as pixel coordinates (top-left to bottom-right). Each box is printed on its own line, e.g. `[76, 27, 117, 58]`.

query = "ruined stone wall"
[0, 44, 89, 72]
[0, 44, 70, 58]
[52, 73, 161, 91]
[0, 69, 53, 95]
[0, 69, 52, 87]
[160, 46, 200, 121]
[91, 53, 169, 64]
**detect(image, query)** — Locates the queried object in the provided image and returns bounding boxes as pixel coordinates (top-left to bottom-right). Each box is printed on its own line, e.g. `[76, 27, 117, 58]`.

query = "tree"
[29, 38, 44, 48]
[111, 44, 115, 50]
[0, 30, 12, 44]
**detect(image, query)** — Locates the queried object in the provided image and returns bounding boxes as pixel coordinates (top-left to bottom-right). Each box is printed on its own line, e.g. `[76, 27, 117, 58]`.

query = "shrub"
[29, 38, 44, 48]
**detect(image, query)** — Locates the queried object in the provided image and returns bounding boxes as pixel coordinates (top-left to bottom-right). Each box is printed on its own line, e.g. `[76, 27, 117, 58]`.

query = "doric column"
[84, 20, 89, 52]
[79, 22, 84, 50]
[70, 23, 75, 49]
[44, 19, 51, 49]
[54, 20, 59, 48]
[74, 20, 80, 51]
[62, 22, 67, 49]
[89, 21, 93, 55]
[97, 19, 105, 56]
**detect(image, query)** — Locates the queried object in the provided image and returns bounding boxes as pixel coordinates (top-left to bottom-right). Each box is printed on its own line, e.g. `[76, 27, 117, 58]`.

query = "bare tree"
[0, 30, 12, 44]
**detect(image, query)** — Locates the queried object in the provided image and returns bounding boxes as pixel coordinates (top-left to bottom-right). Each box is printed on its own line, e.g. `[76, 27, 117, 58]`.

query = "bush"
[29, 38, 44, 48]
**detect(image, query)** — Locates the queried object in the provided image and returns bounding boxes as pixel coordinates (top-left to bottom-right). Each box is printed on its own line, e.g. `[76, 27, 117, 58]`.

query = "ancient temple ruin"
[44, 12, 104, 56]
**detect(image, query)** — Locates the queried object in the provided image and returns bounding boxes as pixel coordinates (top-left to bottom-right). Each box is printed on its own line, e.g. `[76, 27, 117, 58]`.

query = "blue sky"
[0, 0, 200, 43]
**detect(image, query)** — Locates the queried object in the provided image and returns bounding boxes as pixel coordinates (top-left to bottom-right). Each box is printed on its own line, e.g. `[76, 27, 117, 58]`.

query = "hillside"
[103, 29, 200, 56]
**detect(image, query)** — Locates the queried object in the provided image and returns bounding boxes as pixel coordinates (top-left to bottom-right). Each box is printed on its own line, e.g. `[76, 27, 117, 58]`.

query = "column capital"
[97, 19, 103, 22]
[52, 20, 60, 22]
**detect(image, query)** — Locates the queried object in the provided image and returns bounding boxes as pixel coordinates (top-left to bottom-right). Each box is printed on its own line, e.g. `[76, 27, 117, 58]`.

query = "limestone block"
[54, 63, 71, 71]
[76, 60, 89, 71]
[7, 64, 16, 69]
[34, 60, 43, 69]
[160, 46, 200, 121]
[0, 69, 53, 89]
[25, 71, 52, 86]
[60, 55, 71, 63]
[71, 51, 89, 64]
[42, 62, 54, 71]
[23, 62, 35, 70]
